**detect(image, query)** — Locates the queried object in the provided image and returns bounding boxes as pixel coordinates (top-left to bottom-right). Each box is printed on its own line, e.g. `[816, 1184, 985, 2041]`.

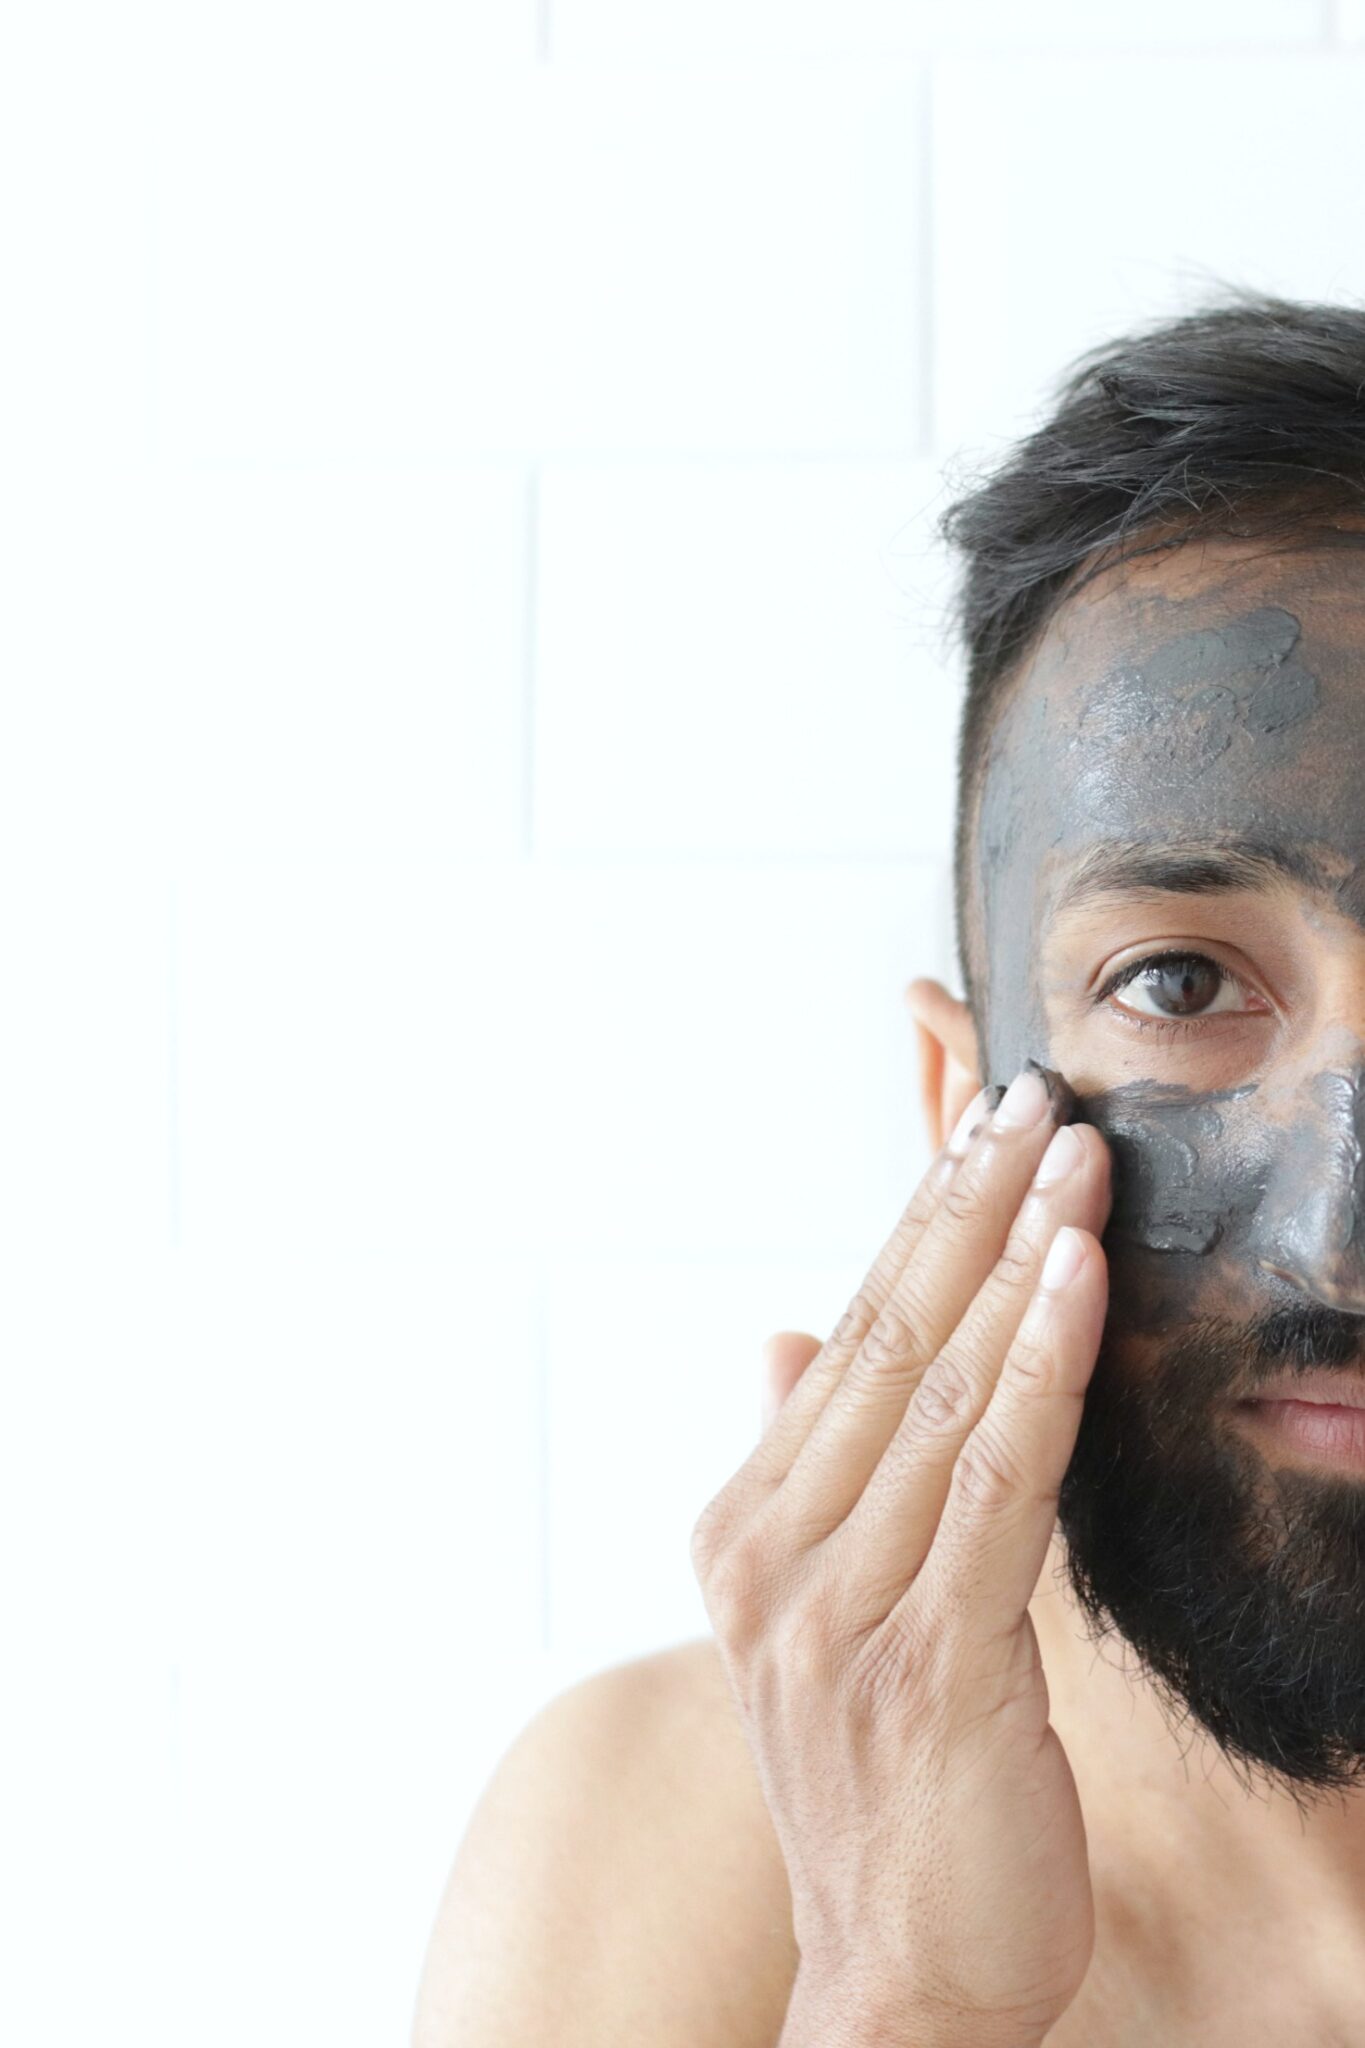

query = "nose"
[1248, 1067, 1365, 1313]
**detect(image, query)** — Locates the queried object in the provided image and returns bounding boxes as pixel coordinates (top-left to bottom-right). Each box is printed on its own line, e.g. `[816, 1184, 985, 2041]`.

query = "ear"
[904, 977, 983, 1153]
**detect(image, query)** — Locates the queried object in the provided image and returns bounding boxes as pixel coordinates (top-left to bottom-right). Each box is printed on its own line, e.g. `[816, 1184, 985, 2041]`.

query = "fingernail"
[994, 1066, 1051, 1130]
[1034, 1124, 1084, 1186]
[1022, 1056, 1076, 1126]
[946, 1082, 1005, 1158]
[1041, 1225, 1086, 1291]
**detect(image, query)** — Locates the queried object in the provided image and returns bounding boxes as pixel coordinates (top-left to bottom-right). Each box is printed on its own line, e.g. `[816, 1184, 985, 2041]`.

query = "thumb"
[759, 1330, 824, 1434]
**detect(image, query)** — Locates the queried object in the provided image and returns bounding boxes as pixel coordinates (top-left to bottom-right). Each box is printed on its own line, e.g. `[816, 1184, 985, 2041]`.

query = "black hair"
[940, 290, 1365, 1039]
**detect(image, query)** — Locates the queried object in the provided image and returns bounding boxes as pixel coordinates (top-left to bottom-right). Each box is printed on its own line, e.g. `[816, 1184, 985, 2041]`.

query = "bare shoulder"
[412, 1636, 798, 2048]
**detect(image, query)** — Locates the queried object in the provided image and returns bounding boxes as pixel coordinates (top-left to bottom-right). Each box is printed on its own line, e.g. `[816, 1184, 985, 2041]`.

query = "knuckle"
[908, 1352, 978, 1435]
[701, 1515, 823, 1660]
[771, 1591, 840, 1684]
[856, 1301, 922, 1380]
[937, 1169, 989, 1231]
[689, 1503, 723, 1576]
[693, 1524, 765, 1631]
[850, 1623, 906, 1702]
[952, 1422, 1028, 1513]
[828, 1288, 878, 1355]
[852, 1600, 942, 1706]
[701, 1578, 760, 1655]
[689, 1482, 743, 1569]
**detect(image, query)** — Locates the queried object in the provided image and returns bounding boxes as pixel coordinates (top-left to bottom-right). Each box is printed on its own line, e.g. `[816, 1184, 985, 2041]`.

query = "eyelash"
[1092, 949, 1253, 1039]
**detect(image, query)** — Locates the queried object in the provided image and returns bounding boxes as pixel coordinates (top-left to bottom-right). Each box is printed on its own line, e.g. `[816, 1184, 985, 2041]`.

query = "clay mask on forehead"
[972, 565, 1365, 1795]
[979, 599, 1322, 1080]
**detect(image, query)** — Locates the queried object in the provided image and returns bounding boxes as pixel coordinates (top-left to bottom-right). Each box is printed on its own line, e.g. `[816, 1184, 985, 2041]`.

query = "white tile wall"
[0, 1254, 181, 2046]
[172, 860, 543, 1255]
[533, 856, 946, 1262]
[544, 1251, 889, 1663]
[154, 62, 925, 460]
[535, 460, 961, 857]
[8, 6, 1354, 2043]
[155, 467, 528, 863]
[0, 10, 156, 465]
[168, 1251, 543, 2048]
[0, 862, 170, 1259]
[554, 0, 1325, 58]
[932, 53, 1365, 452]
[3, 469, 174, 872]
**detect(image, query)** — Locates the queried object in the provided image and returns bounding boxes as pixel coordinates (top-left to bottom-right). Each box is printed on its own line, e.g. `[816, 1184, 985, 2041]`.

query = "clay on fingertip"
[1022, 1056, 1078, 1127]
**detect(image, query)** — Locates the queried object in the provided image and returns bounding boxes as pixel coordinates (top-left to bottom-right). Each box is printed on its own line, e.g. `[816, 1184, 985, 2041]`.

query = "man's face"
[975, 533, 1365, 1796]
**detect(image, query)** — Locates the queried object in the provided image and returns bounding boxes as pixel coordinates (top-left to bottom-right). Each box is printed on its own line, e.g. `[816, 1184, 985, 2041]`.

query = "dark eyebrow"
[1049, 837, 1332, 920]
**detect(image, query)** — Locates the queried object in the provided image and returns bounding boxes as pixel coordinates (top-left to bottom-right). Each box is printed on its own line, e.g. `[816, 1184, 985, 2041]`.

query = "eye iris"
[1141, 956, 1223, 1016]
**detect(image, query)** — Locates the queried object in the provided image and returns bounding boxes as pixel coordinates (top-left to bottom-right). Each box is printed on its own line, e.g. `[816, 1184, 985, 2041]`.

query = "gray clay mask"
[975, 587, 1365, 1330]
[969, 566, 1365, 1791]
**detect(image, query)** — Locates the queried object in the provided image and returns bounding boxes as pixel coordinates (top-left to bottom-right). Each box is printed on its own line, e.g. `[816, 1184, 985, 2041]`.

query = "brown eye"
[1131, 954, 1226, 1017]
[1102, 949, 1248, 1023]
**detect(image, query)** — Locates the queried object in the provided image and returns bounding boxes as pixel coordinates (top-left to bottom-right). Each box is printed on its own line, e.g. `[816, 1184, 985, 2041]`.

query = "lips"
[1240, 1372, 1365, 1411]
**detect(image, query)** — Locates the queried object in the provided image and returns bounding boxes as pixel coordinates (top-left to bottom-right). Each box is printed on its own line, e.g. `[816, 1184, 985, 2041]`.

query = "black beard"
[1055, 1286, 1365, 1804]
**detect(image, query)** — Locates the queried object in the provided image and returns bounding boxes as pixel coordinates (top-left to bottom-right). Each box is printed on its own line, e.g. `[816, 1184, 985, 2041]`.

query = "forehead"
[1001, 545, 1365, 842]
[973, 538, 1365, 1074]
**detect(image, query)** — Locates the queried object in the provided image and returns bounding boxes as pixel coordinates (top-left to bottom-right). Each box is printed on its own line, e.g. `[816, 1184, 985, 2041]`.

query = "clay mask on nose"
[1248, 1061, 1365, 1308]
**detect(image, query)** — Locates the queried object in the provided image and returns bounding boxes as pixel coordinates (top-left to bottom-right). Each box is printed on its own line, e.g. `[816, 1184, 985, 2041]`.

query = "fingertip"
[1039, 1224, 1088, 1293]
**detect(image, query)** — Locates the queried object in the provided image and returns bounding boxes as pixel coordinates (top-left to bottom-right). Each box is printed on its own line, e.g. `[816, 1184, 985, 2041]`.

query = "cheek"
[1101, 1236, 1249, 1345]
[1074, 1084, 1279, 1335]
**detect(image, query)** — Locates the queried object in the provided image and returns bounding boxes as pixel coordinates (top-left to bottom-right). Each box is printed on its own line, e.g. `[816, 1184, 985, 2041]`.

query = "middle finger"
[775, 1062, 1074, 1541]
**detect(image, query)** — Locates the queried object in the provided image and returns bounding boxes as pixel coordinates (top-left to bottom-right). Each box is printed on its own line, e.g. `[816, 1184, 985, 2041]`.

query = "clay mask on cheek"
[1079, 1080, 1260, 1259]
[1071, 1058, 1365, 1324]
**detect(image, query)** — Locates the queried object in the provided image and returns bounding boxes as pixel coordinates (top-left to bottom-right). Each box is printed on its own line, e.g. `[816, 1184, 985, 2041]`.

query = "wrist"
[778, 1965, 1049, 2048]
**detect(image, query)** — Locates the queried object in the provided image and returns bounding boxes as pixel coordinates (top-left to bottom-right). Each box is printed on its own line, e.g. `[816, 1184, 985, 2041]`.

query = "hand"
[692, 1064, 1112, 2048]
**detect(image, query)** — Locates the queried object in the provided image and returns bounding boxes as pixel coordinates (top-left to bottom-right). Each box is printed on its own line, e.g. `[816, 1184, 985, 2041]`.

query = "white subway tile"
[534, 857, 949, 1262]
[933, 54, 1365, 455]
[169, 1249, 542, 2046]
[173, 860, 543, 1254]
[535, 461, 963, 857]
[0, 1252, 181, 2045]
[169, 1250, 543, 1672]
[544, 1253, 865, 1659]
[0, 865, 169, 1258]
[0, 9, 155, 464]
[554, 0, 1321, 59]
[2, 467, 174, 870]
[155, 65, 924, 458]
[154, 467, 527, 863]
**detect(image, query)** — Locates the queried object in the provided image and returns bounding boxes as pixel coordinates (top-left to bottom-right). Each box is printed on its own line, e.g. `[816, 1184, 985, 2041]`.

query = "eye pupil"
[1145, 955, 1223, 1016]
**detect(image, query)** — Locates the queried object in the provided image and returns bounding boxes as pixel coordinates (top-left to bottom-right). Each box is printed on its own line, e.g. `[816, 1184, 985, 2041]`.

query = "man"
[413, 294, 1365, 2046]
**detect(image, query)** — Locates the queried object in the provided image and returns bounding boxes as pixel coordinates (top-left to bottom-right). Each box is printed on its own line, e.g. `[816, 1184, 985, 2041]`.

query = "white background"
[5, 3, 1365, 2042]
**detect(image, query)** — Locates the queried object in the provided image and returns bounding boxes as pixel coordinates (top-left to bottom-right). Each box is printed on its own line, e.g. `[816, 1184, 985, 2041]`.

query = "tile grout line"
[522, 465, 541, 860]
[167, 872, 181, 1250]
[536, 1272, 552, 1653]
[918, 59, 935, 457]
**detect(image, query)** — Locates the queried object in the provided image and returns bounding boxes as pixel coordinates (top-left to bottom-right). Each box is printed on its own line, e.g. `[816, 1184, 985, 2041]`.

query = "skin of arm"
[410, 1644, 798, 2048]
